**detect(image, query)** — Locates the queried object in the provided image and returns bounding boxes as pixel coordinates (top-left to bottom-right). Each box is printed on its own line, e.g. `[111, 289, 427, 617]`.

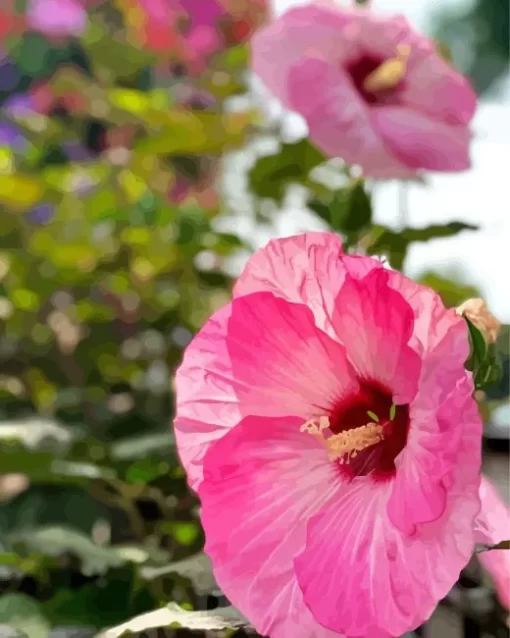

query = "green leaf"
[140, 553, 218, 596]
[311, 179, 372, 241]
[249, 139, 326, 201]
[12, 527, 127, 577]
[43, 567, 145, 630]
[1, 446, 116, 486]
[96, 603, 252, 638]
[463, 315, 487, 372]
[0, 594, 49, 638]
[367, 221, 478, 270]
[110, 432, 174, 461]
[401, 222, 478, 243]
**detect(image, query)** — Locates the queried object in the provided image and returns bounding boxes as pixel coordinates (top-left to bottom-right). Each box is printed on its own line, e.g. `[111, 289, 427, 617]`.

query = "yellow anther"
[363, 44, 411, 93]
[301, 417, 384, 465]
[300, 416, 330, 435]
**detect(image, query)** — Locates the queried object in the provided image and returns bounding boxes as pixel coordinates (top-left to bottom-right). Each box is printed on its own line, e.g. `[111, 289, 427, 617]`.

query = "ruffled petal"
[387, 272, 481, 533]
[332, 267, 421, 404]
[233, 232, 345, 338]
[199, 414, 343, 638]
[388, 374, 480, 534]
[234, 234, 389, 339]
[175, 291, 358, 490]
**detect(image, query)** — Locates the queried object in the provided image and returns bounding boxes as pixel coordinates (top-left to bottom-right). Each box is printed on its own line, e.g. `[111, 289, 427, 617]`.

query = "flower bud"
[456, 298, 501, 344]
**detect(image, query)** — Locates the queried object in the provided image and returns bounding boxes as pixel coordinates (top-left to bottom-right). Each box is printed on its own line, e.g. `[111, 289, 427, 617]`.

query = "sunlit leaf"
[96, 603, 252, 638]
[141, 553, 218, 595]
[0, 594, 49, 638]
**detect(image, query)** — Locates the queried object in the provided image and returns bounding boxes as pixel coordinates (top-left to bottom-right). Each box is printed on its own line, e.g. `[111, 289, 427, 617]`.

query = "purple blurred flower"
[3, 93, 38, 117]
[28, 203, 54, 225]
[62, 141, 95, 162]
[0, 123, 26, 151]
[27, 0, 88, 37]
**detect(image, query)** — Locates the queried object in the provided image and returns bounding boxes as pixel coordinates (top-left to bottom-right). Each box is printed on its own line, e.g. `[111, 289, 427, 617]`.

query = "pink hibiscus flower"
[251, 4, 477, 177]
[476, 476, 510, 610]
[175, 232, 484, 637]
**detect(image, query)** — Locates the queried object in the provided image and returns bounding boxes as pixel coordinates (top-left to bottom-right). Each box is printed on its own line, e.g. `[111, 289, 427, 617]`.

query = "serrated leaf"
[96, 604, 252, 638]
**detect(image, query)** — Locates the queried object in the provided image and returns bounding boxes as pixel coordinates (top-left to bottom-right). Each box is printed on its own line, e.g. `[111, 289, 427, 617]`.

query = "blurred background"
[0, 0, 509, 637]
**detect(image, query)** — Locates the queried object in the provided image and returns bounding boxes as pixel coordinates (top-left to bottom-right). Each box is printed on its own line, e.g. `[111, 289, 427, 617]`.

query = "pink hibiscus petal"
[388, 374, 479, 535]
[475, 476, 510, 609]
[402, 52, 477, 126]
[251, 4, 359, 105]
[287, 56, 412, 177]
[199, 414, 342, 638]
[332, 267, 421, 404]
[372, 106, 472, 171]
[175, 291, 358, 490]
[295, 461, 480, 637]
[233, 232, 345, 337]
[386, 276, 478, 533]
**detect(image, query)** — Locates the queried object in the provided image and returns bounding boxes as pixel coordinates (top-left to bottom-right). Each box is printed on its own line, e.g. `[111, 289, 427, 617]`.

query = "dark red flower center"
[329, 381, 410, 481]
[345, 53, 406, 105]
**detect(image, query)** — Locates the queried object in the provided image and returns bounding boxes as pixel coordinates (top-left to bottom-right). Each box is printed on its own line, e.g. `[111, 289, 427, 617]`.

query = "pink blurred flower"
[475, 476, 510, 609]
[251, 4, 477, 177]
[27, 0, 88, 37]
[175, 232, 483, 637]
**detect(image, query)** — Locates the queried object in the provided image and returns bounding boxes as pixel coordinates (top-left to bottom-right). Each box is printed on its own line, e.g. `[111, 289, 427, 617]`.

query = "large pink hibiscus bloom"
[175, 233, 481, 638]
[175, 232, 483, 637]
[251, 4, 477, 177]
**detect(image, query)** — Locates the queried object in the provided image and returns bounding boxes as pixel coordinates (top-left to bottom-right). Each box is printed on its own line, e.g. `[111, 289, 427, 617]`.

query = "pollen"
[301, 416, 384, 464]
[363, 44, 411, 93]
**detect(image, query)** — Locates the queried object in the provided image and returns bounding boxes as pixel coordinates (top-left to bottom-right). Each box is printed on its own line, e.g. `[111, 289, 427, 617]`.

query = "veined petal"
[332, 268, 421, 404]
[199, 414, 343, 638]
[175, 291, 358, 490]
